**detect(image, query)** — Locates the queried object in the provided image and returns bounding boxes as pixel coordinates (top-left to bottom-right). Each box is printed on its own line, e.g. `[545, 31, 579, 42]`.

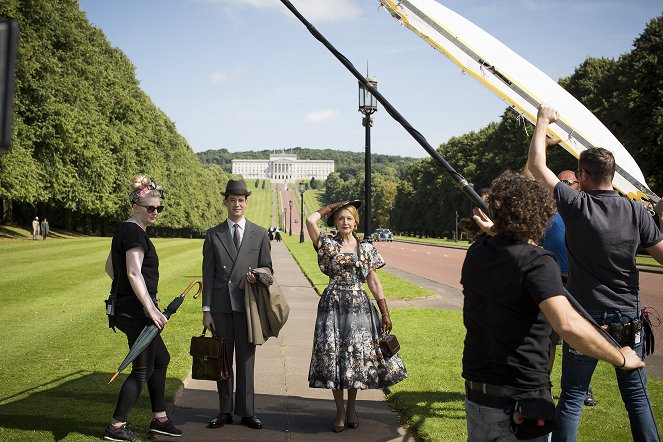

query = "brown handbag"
[379, 332, 400, 358]
[189, 328, 230, 381]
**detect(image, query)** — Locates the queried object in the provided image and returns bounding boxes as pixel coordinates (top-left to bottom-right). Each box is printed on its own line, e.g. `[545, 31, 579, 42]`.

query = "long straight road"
[374, 240, 663, 378]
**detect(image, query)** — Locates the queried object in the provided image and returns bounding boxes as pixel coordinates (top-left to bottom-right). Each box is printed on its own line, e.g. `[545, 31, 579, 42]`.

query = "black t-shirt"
[461, 234, 565, 390]
[555, 183, 662, 311]
[110, 222, 159, 318]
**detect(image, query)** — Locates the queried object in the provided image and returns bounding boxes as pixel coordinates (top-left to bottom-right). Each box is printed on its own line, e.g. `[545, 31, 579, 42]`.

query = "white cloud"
[195, 0, 362, 22]
[209, 71, 228, 84]
[305, 109, 339, 123]
[290, 0, 362, 22]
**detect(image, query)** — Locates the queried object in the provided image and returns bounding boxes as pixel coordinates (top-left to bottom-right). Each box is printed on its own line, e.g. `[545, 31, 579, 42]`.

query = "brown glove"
[377, 298, 392, 333]
[317, 200, 349, 218]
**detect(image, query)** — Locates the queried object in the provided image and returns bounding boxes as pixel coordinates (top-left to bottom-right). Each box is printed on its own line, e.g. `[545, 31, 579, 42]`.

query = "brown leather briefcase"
[189, 328, 230, 381]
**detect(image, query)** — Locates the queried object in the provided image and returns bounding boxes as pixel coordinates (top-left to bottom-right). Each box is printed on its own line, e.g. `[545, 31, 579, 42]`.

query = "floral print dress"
[308, 234, 408, 390]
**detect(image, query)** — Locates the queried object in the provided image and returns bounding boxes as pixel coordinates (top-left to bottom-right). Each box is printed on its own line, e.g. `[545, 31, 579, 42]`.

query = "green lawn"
[244, 179, 275, 229]
[0, 237, 205, 441]
[389, 309, 663, 442]
[2, 230, 660, 441]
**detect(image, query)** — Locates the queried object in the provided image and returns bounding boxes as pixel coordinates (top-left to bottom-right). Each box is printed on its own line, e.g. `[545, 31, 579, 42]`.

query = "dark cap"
[222, 179, 252, 197]
[327, 200, 361, 226]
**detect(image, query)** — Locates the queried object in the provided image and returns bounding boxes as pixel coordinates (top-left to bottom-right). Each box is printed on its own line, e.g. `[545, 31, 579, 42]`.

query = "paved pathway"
[157, 241, 416, 441]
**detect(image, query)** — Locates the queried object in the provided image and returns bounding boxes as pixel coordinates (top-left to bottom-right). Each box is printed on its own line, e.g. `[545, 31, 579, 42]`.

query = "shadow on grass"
[389, 390, 466, 433]
[0, 226, 26, 238]
[0, 370, 182, 441]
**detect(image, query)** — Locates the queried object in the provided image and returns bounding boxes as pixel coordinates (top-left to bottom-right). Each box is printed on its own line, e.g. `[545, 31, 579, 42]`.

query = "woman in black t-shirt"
[102, 175, 181, 442]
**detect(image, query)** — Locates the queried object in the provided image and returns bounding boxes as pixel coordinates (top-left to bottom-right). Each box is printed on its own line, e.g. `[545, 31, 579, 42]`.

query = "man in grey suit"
[202, 179, 272, 430]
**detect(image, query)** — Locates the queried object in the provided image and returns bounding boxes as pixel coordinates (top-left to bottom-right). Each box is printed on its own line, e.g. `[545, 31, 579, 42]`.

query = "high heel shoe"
[333, 414, 345, 433]
[347, 411, 359, 429]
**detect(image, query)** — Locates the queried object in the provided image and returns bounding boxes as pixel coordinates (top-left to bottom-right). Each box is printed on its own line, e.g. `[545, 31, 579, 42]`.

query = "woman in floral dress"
[305, 200, 407, 433]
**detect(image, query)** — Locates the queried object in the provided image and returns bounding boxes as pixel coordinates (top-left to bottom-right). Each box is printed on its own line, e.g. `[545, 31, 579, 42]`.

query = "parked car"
[374, 228, 393, 242]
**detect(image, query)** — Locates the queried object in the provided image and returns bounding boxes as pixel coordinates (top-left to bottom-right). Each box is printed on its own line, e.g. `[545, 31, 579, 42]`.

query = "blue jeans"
[553, 311, 657, 442]
[465, 398, 551, 442]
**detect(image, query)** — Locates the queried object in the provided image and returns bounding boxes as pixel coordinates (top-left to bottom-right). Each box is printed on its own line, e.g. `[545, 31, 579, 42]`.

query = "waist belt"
[465, 381, 523, 396]
[465, 388, 514, 409]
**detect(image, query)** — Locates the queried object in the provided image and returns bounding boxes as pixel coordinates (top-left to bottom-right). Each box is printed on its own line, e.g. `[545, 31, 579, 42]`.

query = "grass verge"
[387, 308, 663, 442]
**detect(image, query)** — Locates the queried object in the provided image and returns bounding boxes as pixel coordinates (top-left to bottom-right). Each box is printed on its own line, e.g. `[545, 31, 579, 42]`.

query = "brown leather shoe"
[240, 416, 263, 429]
[208, 413, 233, 428]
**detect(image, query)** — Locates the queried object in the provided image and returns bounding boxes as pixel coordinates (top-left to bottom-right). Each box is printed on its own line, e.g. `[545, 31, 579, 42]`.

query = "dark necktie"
[233, 223, 241, 252]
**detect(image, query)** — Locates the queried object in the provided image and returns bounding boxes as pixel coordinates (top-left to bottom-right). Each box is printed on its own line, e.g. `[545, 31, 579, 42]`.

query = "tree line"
[1, 0, 660, 239]
[325, 14, 663, 238]
[0, 0, 230, 235]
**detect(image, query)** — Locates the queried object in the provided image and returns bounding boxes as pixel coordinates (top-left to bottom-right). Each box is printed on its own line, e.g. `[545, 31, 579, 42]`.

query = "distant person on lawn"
[462, 171, 642, 442]
[40, 218, 49, 240]
[103, 175, 181, 441]
[31, 216, 40, 240]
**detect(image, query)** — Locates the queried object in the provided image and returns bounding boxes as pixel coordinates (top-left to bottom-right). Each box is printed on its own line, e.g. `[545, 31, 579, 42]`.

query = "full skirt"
[308, 286, 408, 389]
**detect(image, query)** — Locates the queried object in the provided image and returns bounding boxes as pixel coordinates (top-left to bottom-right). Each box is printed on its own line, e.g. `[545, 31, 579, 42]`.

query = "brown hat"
[327, 200, 361, 226]
[222, 179, 252, 197]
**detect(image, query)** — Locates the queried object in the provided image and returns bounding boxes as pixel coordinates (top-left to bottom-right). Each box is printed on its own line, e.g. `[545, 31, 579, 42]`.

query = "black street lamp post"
[455, 210, 459, 242]
[299, 182, 307, 243]
[359, 75, 378, 241]
[289, 200, 293, 236]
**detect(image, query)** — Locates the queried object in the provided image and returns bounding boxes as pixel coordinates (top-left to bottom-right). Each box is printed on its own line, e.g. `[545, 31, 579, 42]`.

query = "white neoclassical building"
[231, 153, 334, 183]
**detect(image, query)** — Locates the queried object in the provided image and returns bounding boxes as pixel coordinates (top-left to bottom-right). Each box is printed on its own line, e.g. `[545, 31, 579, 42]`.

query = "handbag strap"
[201, 327, 208, 337]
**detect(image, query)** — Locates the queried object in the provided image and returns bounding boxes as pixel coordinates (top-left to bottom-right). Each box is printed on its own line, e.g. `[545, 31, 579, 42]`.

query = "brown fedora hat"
[327, 200, 361, 227]
[222, 179, 252, 197]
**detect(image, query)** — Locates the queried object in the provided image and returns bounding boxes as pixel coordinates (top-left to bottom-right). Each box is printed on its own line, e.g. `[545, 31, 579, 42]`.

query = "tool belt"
[465, 381, 557, 439]
[602, 314, 642, 347]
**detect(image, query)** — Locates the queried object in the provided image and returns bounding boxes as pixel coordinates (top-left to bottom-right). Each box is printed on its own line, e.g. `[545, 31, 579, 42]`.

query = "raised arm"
[528, 104, 563, 192]
[306, 211, 323, 246]
[307, 201, 347, 246]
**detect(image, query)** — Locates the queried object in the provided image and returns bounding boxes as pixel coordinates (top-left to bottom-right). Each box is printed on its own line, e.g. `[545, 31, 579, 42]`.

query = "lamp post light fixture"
[299, 182, 307, 243]
[359, 74, 378, 241]
[289, 200, 293, 236]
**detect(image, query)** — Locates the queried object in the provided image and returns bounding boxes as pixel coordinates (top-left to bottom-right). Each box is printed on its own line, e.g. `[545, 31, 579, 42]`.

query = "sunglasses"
[561, 179, 578, 186]
[135, 204, 164, 214]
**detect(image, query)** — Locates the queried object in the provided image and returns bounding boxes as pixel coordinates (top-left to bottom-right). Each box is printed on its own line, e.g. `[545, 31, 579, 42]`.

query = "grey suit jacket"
[202, 219, 272, 313]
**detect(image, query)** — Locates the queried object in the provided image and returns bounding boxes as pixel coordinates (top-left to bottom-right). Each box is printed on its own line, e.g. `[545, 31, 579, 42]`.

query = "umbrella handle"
[182, 280, 203, 299]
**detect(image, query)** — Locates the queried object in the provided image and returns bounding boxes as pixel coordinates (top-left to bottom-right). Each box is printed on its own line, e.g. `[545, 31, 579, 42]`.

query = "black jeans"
[112, 315, 170, 421]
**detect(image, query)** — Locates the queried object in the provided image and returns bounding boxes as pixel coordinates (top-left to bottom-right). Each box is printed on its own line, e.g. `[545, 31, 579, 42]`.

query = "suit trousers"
[211, 311, 255, 417]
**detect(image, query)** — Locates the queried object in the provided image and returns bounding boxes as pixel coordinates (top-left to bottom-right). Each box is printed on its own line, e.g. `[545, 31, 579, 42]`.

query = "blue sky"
[78, 0, 662, 158]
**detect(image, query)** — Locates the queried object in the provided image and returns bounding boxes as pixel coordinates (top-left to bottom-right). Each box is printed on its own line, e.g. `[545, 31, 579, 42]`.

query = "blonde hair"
[129, 174, 162, 203]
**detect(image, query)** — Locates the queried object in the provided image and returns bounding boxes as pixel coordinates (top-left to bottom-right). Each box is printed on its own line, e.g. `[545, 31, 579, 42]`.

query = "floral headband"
[130, 181, 164, 203]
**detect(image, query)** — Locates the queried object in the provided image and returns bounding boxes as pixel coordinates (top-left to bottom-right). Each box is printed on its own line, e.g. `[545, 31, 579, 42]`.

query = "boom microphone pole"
[279, 0, 488, 214]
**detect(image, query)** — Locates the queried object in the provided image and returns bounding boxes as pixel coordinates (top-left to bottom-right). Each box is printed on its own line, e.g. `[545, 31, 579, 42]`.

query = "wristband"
[617, 353, 626, 369]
